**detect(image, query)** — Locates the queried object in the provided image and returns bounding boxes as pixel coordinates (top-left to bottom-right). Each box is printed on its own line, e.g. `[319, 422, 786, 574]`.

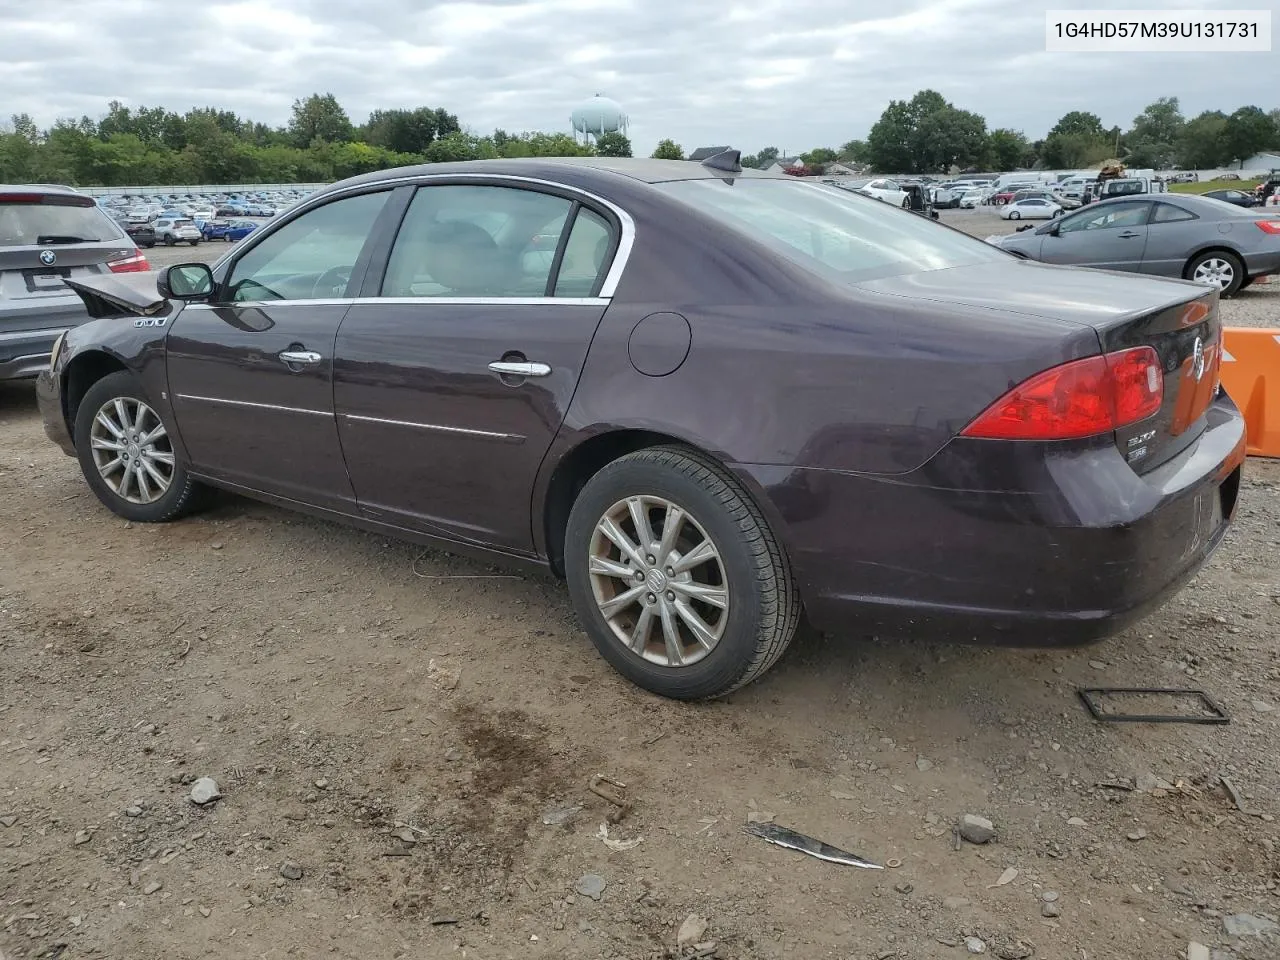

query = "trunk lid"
[62, 274, 172, 320]
[856, 259, 1222, 471]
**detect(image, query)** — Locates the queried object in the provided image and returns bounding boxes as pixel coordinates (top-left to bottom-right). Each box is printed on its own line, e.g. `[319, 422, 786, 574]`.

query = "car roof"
[330, 156, 789, 193]
[0, 183, 82, 195]
[1099, 192, 1255, 217]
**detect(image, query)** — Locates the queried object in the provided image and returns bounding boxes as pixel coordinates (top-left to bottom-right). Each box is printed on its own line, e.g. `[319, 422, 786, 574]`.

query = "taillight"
[107, 249, 150, 273]
[1255, 220, 1280, 235]
[961, 347, 1164, 440]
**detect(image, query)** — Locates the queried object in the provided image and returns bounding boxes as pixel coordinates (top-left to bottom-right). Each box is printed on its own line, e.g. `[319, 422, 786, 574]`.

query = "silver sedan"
[990, 193, 1280, 296]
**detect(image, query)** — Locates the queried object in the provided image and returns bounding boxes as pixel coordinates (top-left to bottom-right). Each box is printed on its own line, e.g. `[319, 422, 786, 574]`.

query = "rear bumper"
[738, 393, 1247, 646]
[1, 322, 75, 381]
[1244, 250, 1280, 279]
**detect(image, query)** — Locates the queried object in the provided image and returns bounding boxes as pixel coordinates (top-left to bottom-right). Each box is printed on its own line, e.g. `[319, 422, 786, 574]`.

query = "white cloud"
[0, 0, 1270, 155]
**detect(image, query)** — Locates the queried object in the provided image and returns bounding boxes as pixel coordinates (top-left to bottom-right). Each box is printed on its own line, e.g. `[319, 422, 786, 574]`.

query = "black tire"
[164, 235, 175, 246]
[189, 239, 199, 246]
[73, 371, 208, 523]
[564, 446, 800, 700]
[1009, 210, 1020, 220]
[1184, 249, 1245, 297]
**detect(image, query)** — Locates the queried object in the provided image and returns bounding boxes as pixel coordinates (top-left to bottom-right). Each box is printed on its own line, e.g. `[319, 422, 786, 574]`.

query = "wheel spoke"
[95, 411, 125, 440]
[139, 422, 167, 445]
[147, 450, 175, 467]
[136, 463, 153, 501]
[140, 457, 169, 490]
[598, 516, 646, 568]
[627, 497, 654, 551]
[98, 455, 123, 476]
[589, 555, 634, 581]
[629, 605, 655, 654]
[657, 504, 684, 561]
[113, 399, 134, 433]
[114, 463, 133, 499]
[91, 436, 124, 452]
[673, 600, 718, 651]
[672, 538, 718, 573]
[669, 579, 728, 609]
[658, 602, 683, 666]
[598, 584, 647, 619]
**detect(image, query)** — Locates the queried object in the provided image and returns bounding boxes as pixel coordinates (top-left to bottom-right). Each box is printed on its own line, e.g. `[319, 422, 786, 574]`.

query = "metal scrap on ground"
[742, 822, 883, 869]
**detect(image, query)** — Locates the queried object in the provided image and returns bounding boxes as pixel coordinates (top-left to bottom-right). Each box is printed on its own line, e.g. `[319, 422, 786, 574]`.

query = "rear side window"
[660, 178, 1006, 283]
[0, 195, 123, 246]
[381, 184, 576, 298]
[554, 208, 613, 297]
[1151, 204, 1196, 224]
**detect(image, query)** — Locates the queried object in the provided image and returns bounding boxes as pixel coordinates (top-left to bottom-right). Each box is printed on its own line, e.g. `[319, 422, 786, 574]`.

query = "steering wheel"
[311, 265, 352, 299]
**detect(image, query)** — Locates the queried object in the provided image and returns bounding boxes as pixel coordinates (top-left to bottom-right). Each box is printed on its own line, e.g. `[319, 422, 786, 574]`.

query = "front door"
[166, 189, 392, 512]
[1040, 199, 1152, 272]
[333, 181, 619, 553]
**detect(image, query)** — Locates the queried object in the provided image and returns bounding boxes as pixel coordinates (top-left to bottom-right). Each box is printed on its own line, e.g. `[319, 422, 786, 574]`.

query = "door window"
[224, 190, 389, 302]
[1151, 203, 1197, 224]
[381, 184, 602, 298]
[554, 208, 614, 297]
[1057, 201, 1151, 234]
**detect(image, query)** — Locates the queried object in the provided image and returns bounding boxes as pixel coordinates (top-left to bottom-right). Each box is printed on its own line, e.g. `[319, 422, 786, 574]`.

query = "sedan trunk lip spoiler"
[63, 274, 172, 319]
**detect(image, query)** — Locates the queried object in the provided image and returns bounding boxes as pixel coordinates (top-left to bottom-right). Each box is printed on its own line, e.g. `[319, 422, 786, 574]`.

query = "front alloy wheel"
[89, 397, 175, 504]
[588, 495, 729, 667]
[74, 370, 208, 523]
[565, 446, 800, 700]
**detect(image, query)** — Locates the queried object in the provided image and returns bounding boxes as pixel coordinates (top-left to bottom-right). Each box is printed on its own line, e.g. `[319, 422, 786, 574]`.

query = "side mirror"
[158, 263, 214, 301]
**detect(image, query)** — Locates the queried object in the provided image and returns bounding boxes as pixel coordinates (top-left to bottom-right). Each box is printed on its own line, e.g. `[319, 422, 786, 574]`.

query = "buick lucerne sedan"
[37, 154, 1246, 700]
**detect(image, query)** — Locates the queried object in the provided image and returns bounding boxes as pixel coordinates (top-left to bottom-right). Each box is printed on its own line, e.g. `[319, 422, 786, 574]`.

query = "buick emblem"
[39, 249, 56, 266]
[1191, 336, 1206, 382]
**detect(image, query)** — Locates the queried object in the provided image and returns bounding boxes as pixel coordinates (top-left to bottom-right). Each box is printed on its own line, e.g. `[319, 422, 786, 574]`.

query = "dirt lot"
[2, 214, 1279, 960]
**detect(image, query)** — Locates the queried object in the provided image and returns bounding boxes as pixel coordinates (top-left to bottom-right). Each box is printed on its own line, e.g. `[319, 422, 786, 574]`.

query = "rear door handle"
[279, 349, 322, 366]
[1118, 231, 1143, 239]
[488, 361, 551, 378]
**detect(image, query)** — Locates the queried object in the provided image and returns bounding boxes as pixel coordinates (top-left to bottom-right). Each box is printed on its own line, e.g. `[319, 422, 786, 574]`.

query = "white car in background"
[1000, 197, 1063, 220]
[845, 177, 909, 207]
[959, 188, 992, 208]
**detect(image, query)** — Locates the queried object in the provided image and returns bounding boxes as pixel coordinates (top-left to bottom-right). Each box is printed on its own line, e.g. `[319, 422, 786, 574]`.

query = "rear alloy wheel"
[74, 371, 207, 523]
[1186, 250, 1244, 297]
[1009, 210, 1021, 220]
[565, 446, 800, 700]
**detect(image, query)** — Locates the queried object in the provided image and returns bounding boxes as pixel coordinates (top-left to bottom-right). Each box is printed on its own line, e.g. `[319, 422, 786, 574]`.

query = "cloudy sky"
[0, 0, 1271, 154]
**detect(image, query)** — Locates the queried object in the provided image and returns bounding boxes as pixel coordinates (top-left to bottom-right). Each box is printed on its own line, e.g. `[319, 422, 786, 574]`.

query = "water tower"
[571, 94, 628, 145]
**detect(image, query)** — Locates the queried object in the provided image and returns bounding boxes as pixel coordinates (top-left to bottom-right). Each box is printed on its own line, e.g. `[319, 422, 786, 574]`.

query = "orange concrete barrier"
[1220, 327, 1280, 458]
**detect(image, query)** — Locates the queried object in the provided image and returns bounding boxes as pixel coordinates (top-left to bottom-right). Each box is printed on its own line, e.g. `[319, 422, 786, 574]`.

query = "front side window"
[1058, 200, 1151, 234]
[381, 185, 583, 298]
[659, 179, 1007, 284]
[225, 190, 388, 302]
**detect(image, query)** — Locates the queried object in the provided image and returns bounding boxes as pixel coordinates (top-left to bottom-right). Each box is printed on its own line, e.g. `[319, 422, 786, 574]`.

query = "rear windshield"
[659, 178, 1007, 283]
[0, 198, 123, 246]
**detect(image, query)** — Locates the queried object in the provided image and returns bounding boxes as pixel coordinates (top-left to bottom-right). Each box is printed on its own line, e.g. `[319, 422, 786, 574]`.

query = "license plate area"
[23, 267, 70, 293]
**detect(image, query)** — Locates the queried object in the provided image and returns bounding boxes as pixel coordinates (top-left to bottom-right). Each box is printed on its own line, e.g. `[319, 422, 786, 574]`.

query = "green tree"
[801, 147, 838, 165]
[650, 138, 684, 160]
[912, 107, 988, 172]
[595, 131, 632, 157]
[1048, 111, 1106, 139]
[741, 146, 779, 169]
[867, 99, 915, 172]
[288, 93, 353, 148]
[362, 107, 459, 154]
[1176, 111, 1229, 169]
[838, 139, 868, 164]
[1124, 97, 1184, 169]
[987, 129, 1029, 170]
[1221, 105, 1276, 167]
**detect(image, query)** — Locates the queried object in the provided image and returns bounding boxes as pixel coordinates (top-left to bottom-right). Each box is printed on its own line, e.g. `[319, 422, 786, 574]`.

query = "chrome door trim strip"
[175, 394, 331, 417]
[341, 413, 524, 443]
[233, 172, 635, 298]
[183, 296, 610, 308]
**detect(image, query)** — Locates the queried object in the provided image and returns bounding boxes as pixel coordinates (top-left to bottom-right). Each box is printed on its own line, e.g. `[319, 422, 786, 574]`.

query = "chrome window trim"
[175, 394, 330, 417]
[184, 296, 609, 309]
[252, 173, 635, 299]
[342, 413, 524, 443]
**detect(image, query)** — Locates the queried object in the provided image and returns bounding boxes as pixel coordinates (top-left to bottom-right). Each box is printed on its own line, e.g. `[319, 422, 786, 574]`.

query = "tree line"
[735, 91, 1279, 175]
[2, 91, 1276, 187]
[0, 94, 635, 186]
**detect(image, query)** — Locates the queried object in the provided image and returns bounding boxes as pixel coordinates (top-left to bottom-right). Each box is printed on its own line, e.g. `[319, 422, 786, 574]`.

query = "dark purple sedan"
[36, 153, 1246, 699]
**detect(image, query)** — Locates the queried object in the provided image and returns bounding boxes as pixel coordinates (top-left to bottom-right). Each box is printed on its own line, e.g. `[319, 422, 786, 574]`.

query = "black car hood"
[854, 259, 1204, 330]
[64, 273, 172, 319]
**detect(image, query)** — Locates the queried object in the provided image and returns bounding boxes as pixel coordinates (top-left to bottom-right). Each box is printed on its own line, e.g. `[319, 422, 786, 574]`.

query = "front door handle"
[488, 360, 551, 378]
[279, 349, 323, 366]
[1117, 231, 1143, 239]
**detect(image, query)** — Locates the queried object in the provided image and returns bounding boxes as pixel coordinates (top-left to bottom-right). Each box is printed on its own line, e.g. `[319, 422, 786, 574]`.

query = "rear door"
[333, 180, 621, 553]
[1039, 199, 1152, 271]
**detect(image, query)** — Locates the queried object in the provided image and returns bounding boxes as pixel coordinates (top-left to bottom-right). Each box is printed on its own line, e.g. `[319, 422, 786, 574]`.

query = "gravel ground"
[1, 205, 1277, 960]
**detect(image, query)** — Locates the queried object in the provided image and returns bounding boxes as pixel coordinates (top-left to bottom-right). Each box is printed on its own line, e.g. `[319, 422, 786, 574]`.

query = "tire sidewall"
[1188, 251, 1244, 297]
[565, 455, 767, 699]
[73, 371, 194, 523]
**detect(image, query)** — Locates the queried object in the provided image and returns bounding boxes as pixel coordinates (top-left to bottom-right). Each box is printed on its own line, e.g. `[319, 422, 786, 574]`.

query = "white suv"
[153, 218, 201, 247]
